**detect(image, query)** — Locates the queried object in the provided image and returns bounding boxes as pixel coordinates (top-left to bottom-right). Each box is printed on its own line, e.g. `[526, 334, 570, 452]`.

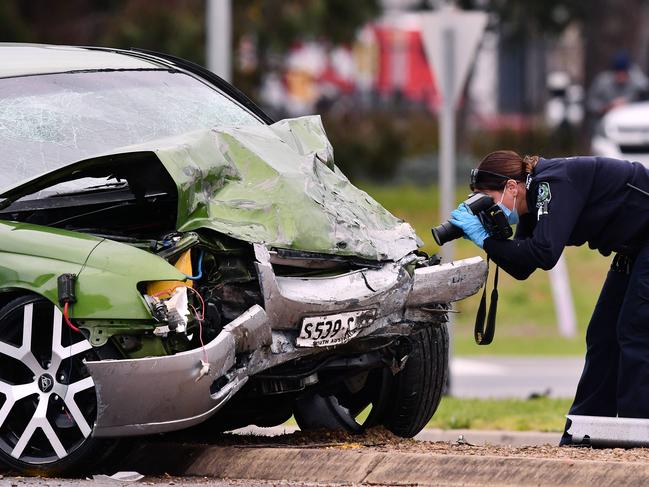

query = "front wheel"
[293, 322, 449, 437]
[382, 323, 449, 437]
[0, 295, 114, 475]
[293, 367, 390, 433]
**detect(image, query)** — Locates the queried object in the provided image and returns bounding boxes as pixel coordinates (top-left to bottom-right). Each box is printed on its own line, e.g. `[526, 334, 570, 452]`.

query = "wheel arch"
[0, 288, 41, 311]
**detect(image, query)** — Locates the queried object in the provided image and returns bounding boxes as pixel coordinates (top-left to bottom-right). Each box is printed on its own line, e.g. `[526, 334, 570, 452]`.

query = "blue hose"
[183, 249, 204, 280]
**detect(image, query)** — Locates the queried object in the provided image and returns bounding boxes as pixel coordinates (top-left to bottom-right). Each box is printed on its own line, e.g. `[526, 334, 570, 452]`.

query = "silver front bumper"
[87, 306, 270, 437]
[256, 243, 487, 330]
[87, 245, 487, 437]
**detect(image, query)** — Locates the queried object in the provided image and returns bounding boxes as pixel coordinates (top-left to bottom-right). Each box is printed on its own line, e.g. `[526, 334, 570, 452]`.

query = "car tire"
[0, 295, 116, 475]
[382, 322, 449, 438]
[293, 366, 390, 433]
[293, 321, 448, 436]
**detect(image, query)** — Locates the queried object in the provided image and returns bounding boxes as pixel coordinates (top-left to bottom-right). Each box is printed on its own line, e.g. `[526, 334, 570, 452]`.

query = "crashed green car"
[0, 44, 487, 475]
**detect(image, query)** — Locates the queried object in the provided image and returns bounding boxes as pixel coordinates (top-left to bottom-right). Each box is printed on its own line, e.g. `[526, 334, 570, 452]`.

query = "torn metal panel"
[0, 221, 184, 320]
[151, 115, 420, 262]
[406, 257, 488, 306]
[0, 114, 419, 261]
[223, 305, 272, 353]
[254, 243, 487, 330]
[269, 116, 335, 169]
[87, 305, 269, 437]
[254, 243, 413, 330]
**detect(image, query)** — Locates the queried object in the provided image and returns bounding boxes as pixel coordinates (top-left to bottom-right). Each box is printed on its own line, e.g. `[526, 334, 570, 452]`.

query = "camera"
[432, 192, 513, 246]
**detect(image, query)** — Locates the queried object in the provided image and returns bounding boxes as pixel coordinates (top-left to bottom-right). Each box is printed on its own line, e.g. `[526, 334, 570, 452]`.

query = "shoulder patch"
[536, 182, 551, 220]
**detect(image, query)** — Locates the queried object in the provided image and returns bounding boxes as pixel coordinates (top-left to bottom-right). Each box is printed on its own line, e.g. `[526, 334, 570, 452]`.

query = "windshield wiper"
[84, 180, 128, 190]
[46, 180, 129, 197]
[0, 197, 17, 211]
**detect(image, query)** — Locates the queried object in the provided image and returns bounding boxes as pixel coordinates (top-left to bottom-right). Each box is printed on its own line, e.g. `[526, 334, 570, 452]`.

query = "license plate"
[296, 309, 377, 347]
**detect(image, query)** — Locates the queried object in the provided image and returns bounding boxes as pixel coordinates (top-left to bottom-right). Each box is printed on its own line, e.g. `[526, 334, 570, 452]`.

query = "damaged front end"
[0, 115, 488, 437]
[87, 305, 270, 437]
[86, 239, 485, 436]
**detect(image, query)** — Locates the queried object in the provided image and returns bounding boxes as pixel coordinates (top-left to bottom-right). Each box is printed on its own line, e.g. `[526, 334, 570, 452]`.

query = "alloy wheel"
[0, 297, 97, 465]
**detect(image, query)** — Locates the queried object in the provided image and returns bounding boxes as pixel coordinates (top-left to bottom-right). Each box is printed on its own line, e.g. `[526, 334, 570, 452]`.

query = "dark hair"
[472, 150, 539, 191]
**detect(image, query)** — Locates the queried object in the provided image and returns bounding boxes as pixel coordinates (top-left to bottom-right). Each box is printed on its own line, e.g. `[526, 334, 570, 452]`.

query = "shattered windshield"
[0, 69, 262, 190]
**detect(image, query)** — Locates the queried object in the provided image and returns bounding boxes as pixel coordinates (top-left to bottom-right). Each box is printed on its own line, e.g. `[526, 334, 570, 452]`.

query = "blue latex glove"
[450, 203, 489, 248]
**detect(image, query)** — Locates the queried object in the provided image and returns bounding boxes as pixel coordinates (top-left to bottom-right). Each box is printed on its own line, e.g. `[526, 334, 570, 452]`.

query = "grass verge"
[430, 396, 572, 432]
[284, 396, 571, 432]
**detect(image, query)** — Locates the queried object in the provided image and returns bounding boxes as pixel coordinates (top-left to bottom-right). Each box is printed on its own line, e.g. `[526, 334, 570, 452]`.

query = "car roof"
[0, 43, 164, 78]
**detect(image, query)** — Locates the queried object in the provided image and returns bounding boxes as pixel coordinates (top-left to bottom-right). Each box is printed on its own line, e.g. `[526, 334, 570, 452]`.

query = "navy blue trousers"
[568, 239, 649, 421]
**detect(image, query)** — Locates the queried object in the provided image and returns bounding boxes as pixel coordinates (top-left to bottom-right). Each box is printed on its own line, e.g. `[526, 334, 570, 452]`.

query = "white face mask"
[498, 190, 519, 225]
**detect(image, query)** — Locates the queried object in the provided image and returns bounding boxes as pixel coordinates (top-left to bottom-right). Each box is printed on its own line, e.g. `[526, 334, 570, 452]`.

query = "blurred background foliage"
[0, 0, 635, 353]
[0, 0, 598, 184]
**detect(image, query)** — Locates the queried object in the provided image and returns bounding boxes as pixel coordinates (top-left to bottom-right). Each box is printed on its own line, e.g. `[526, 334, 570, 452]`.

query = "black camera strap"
[474, 259, 499, 345]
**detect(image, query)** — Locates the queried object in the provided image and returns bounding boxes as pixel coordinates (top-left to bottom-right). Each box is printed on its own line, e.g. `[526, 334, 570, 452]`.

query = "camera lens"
[431, 221, 464, 246]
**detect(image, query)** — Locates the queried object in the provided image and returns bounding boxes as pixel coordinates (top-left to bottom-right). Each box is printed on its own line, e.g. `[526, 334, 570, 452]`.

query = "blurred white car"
[592, 102, 649, 167]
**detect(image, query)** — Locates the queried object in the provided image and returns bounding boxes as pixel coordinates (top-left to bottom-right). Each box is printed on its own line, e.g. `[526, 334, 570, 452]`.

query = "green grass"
[429, 396, 571, 432]
[360, 183, 610, 356]
[285, 396, 571, 432]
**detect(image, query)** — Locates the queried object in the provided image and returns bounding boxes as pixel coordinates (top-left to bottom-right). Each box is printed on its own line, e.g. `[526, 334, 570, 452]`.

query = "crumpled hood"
[0, 116, 421, 261]
[155, 115, 421, 261]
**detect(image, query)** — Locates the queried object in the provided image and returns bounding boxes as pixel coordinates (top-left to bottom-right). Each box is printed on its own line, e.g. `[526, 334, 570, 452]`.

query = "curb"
[126, 443, 649, 486]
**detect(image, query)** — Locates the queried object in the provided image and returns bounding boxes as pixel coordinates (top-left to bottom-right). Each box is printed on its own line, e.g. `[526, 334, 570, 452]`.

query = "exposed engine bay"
[0, 145, 489, 437]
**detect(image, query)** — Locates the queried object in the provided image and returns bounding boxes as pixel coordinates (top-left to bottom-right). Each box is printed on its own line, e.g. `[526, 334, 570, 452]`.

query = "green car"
[0, 44, 487, 475]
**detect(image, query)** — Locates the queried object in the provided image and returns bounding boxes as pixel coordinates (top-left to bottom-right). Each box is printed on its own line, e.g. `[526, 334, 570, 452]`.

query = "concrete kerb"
[125, 442, 649, 486]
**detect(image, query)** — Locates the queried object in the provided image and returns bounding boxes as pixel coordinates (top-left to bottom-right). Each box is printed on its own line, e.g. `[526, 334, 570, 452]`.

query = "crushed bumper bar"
[406, 256, 487, 307]
[87, 247, 487, 437]
[255, 243, 488, 329]
[87, 305, 270, 437]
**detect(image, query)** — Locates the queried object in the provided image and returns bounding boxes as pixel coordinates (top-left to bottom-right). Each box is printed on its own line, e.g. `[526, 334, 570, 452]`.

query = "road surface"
[451, 356, 583, 398]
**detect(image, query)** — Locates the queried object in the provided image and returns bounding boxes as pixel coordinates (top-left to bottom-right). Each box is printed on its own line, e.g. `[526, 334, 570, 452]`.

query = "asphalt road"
[450, 356, 584, 399]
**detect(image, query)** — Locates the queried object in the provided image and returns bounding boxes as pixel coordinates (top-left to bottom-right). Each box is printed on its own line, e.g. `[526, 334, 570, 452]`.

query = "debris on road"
[163, 426, 649, 463]
[92, 471, 144, 484]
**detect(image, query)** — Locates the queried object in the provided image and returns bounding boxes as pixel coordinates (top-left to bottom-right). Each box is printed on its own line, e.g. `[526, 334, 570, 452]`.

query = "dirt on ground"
[5, 427, 649, 485]
[0, 475, 336, 486]
[198, 426, 649, 463]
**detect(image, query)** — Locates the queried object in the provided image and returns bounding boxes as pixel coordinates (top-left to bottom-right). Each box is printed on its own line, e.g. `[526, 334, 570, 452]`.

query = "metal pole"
[206, 0, 232, 82]
[549, 255, 578, 338]
[439, 27, 456, 265]
[439, 27, 456, 394]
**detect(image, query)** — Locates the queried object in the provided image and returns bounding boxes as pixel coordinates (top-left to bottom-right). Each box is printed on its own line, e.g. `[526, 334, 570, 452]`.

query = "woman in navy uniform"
[450, 150, 649, 443]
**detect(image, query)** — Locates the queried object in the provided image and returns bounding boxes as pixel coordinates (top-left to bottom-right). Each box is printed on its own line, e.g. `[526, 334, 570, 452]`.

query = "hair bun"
[523, 155, 539, 174]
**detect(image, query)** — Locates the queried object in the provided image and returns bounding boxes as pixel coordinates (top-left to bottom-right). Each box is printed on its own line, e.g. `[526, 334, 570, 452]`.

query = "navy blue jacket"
[483, 157, 649, 280]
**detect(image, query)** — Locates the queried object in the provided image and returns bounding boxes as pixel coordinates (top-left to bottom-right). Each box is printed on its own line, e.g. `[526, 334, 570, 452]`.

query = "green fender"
[0, 221, 185, 319]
